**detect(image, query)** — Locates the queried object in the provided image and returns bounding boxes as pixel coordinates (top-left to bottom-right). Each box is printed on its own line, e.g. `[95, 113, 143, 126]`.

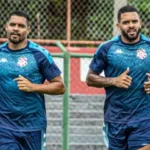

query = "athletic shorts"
[0, 127, 46, 150]
[103, 119, 150, 150]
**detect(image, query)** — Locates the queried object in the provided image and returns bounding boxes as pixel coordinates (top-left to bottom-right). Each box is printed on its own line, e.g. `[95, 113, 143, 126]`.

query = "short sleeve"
[33, 49, 61, 81]
[89, 44, 108, 74]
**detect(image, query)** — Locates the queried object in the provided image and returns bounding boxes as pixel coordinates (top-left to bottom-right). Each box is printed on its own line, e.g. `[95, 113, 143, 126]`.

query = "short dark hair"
[8, 10, 30, 25]
[117, 5, 139, 22]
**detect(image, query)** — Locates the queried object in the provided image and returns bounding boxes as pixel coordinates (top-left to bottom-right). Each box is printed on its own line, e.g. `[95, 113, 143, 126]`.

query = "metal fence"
[0, 0, 150, 46]
[55, 42, 106, 150]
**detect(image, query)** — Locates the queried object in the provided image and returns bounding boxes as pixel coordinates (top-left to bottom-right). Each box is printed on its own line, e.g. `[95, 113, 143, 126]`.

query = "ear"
[140, 20, 142, 28]
[116, 23, 120, 30]
[27, 26, 31, 35]
[5, 23, 8, 32]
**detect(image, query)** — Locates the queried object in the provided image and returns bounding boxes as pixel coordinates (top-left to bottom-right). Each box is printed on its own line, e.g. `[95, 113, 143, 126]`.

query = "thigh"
[0, 143, 20, 150]
[103, 121, 128, 150]
[0, 128, 21, 150]
[18, 129, 46, 150]
[128, 120, 150, 150]
[0, 127, 46, 150]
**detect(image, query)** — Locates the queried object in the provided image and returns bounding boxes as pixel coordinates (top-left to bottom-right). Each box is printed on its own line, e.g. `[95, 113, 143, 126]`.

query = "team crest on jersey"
[17, 56, 28, 67]
[136, 49, 147, 60]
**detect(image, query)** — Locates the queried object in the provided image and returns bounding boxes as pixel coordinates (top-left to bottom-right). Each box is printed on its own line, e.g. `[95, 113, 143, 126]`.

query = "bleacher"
[45, 94, 107, 150]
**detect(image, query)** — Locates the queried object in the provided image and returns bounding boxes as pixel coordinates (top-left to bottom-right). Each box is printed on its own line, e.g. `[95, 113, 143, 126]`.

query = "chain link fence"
[0, 0, 67, 40]
[71, 0, 114, 41]
[0, 0, 150, 46]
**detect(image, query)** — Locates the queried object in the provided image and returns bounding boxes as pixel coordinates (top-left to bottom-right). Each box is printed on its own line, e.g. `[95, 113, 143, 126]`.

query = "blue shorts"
[0, 127, 46, 150]
[103, 120, 150, 150]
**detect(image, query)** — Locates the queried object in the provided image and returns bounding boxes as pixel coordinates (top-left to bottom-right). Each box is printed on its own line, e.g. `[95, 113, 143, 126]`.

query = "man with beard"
[86, 5, 150, 150]
[0, 10, 65, 150]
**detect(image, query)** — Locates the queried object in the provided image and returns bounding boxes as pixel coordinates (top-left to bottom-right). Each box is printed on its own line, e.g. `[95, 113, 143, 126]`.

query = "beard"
[121, 28, 141, 42]
[9, 36, 26, 44]
[8, 32, 26, 44]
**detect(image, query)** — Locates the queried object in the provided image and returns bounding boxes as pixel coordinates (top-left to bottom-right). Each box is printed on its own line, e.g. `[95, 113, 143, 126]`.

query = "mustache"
[127, 28, 137, 32]
[10, 32, 20, 36]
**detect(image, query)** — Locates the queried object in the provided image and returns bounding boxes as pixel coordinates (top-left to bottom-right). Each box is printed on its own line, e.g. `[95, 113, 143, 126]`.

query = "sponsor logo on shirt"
[115, 49, 124, 54]
[17, 56, 28, 67]
[0, 58, 8, 63]
[136, 49, 147, 59]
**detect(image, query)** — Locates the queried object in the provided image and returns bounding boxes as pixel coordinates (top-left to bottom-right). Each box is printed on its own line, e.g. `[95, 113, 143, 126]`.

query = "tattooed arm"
[86, 68, 132, 88]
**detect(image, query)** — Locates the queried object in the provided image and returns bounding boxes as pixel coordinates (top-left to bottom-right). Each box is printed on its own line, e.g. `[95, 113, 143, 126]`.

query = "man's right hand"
[112, 68, 132, 88]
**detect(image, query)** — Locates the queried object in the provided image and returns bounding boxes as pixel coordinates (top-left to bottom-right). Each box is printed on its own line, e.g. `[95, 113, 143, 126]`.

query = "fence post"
[56, 41, 70, 150]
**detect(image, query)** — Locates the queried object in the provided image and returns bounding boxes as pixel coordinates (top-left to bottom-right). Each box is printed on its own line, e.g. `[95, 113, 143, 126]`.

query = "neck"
[8, 40, 28, 50]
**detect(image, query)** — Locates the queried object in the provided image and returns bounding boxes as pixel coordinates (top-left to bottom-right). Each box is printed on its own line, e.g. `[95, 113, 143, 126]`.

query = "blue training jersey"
[0, 41, 61, 131]
[90, 34, 150, 123]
